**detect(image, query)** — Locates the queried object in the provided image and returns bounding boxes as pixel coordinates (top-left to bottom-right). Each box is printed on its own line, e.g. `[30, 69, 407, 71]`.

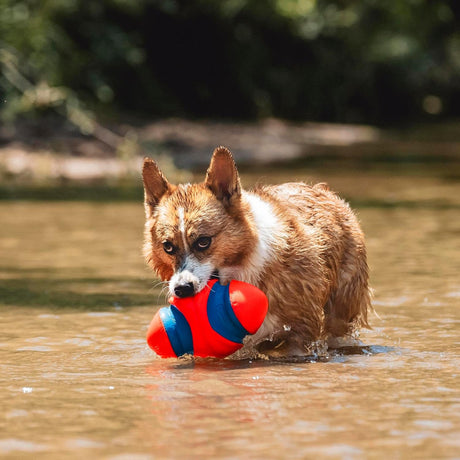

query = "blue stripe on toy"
[207, 282, 249, 344]
[159, 306, 194, 357]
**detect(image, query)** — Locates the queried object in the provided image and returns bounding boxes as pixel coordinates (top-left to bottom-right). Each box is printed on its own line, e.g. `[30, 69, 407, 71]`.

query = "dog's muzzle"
[173, 282, 195, 298]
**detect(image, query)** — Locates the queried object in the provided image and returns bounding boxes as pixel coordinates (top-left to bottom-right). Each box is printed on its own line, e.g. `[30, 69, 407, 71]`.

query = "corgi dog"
[142, 146, 371, 356]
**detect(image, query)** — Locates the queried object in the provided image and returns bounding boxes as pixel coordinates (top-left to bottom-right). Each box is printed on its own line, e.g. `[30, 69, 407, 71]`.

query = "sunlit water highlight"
[0, 165, 459, 458]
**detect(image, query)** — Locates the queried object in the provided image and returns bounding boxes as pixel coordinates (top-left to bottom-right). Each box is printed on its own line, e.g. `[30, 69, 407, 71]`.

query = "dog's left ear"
[205, 146, 241, 204]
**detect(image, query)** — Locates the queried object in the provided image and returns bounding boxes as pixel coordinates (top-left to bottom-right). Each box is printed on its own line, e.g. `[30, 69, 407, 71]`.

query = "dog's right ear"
[142, 158, 171, 216]
[205, 146, 241, 205]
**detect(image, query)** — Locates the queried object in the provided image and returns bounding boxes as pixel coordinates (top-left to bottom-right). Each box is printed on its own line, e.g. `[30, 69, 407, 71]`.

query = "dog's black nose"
[174, 282, 195, 298]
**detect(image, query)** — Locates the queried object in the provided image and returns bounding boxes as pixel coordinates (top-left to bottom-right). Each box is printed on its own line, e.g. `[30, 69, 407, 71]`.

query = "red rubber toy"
[146, 279, 268, 358]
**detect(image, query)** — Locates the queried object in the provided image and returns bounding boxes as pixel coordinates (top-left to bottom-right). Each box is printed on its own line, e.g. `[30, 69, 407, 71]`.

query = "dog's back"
[241, 182, 371, 354]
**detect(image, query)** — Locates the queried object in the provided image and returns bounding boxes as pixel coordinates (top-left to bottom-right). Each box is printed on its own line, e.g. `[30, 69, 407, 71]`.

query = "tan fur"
[142, 146, 371, 356]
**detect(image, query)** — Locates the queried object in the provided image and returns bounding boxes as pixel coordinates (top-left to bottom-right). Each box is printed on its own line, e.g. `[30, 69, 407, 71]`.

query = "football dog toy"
[146, 279, 268, 358]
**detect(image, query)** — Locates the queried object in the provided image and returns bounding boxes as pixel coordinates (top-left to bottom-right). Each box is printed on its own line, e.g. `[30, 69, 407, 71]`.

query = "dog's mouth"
[210, 269, 219, 281]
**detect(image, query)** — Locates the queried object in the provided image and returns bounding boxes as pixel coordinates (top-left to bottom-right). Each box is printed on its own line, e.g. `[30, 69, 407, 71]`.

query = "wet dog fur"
[142, 146, 371, 356]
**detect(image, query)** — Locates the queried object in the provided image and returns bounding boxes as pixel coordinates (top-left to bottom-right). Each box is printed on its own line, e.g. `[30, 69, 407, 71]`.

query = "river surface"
[0, 164, 459, 459]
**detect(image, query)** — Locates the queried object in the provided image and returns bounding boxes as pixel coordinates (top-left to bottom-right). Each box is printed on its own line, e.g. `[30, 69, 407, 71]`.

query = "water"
[1, 164, 459, 459]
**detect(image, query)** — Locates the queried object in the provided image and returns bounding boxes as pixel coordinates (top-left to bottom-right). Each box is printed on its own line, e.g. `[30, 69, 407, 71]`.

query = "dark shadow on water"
[1, 185, 459, 210]
[329, 345, 396, 356]
[264, 153, 460, 173]
[0, 274, 162, 310]
[348, 199, 460, 210]
[146, 345, 397, 372]
[0, 185, 143, 202]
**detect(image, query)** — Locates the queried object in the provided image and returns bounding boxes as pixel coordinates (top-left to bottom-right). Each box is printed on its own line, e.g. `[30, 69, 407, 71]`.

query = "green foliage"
[0, 0, 459, 124]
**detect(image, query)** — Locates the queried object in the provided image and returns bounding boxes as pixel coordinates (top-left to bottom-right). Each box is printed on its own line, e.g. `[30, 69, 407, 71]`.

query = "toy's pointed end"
[228, 281, 268, 334]
[146, 309, 177, 358]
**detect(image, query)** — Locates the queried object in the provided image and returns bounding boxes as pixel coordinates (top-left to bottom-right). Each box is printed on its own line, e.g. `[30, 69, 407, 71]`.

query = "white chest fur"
[219, 191, 285, 285]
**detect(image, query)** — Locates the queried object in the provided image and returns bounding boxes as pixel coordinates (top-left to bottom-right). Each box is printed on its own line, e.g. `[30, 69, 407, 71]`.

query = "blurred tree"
[0, 0, 459, 125]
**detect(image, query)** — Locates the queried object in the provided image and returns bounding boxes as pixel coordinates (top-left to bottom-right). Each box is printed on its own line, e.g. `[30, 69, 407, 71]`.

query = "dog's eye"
[163, 241, 176, 255]
[194, 236, 211, 251]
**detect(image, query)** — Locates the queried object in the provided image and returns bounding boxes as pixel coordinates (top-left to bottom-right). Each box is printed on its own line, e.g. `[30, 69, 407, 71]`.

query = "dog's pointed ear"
[205, 146, 241, 204]
[142, 157, 171, 216]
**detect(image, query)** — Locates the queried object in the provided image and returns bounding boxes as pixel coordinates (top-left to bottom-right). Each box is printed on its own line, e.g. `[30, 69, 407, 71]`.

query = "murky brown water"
[1, 166, 459, 459]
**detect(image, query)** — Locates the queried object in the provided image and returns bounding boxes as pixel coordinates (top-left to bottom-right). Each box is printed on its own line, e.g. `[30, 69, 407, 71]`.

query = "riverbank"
[1, 118, 459, 189]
